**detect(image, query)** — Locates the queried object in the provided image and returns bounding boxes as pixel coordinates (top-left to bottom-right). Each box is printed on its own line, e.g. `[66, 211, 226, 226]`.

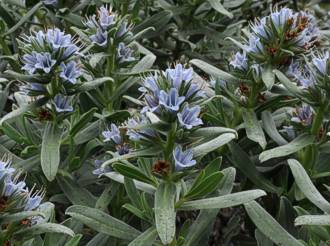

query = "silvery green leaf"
[178, 189, 266, 210]
[66, 205, 140, 241]
[259, 134, 314, 162]
[128, 227, 158, 246]
[41, 122, 62, 181]
[295, 215, 330, 226]
[155, 182, 176, 245]
[14, 223, 75, 238]
[193, 132, 237, 158]
[288, 159, 330, 214]
[190, 59, 238, 83]
[244, 201, 304, 246]
[261, 111, 288, 146]
[207, 0, 233, 18]
[262, 65, 275, 90]
[242, 109, 267, 149]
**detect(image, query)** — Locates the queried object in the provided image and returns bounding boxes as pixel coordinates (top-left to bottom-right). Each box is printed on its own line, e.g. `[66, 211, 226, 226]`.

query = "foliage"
[0, 0, 330, 245]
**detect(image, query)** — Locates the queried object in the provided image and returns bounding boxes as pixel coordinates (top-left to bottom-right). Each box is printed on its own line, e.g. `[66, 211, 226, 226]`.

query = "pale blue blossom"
[34, 52, 56, 73]
[173, 145, 196, 170]
[312, 51, 329, 75]
[102, 124, 122, 144]
[117, 43, 135, 63]
[230, 52, 248, 70]
[270, 8, 293, 28]
[245, 36, 264, 54]
[177, 105, 203, 129]
[46, 28, 72, 50]
[165, 64, 193, 89]
[291, 104, 313, 126]
[251, 17, 268, 39]
[22, 52, 39, 74]
[60, 61, 81, 84]
[98, 6, 115, 30]
[159, 88, 185, 112]
[53, 94, 73, 112]
[90, 28, 108, 47]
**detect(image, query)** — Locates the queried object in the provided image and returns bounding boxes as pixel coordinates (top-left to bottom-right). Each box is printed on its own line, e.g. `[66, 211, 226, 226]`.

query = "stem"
[311, 103, 326, 136]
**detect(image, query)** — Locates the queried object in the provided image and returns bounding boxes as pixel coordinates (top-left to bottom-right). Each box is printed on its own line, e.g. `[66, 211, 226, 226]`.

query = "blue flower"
[117, 43, 135, 63]
[24, 193, 43, 211]
[139, 75, 160, 95]
[117, 22, 129, 37]
[4, 180, 26, 197]
[312, 51, 329, 75]
[291, 104, 313, 126]
[159, 88, 185, 112]
[90, 28, 108, 47]
[294, 12, 319, 47]
[165, 64, 193, 89]
[173, 145, 196, 170]
[251, 17, 268, 39]
[230, 52, 248, 70]
[84, 15, 99, 29]
[22, 52, 39, 74]
[98, 6, 115, 30]
[46, 28, 72, 50]
[60, 61, 81, 84]
[93, 159, 112, 176]
[177, 105, 203, 129]
[62, 44, 79, 60]
[53, 94, 73, 113]
[287, 62, 316, 88]
[35, 52, 56, 73]
[102, 124, 122, 144]
[245, 36, 264, 54]
[0, 160, 15, 180]
[126, 117, 156, 141]
[270, 8, 293, 28]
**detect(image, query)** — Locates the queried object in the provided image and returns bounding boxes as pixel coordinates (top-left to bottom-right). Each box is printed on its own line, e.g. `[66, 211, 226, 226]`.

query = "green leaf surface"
[41, 122, 62, 181]
[242, 109, 267, 149]
[155, 182, 176, 245]
[259, 134, 314, 163]
[244, 201, 304, 246]
[14, 223, 74, 238]
[207, 0, 233, 18]
[193, 132, 236, 158]
[128, 227, 158, 246]
[66, 205, 140, 241]
[179, 189, 266, 210]
[295, 215, 330, 226]
[288, 159, 330, 214]
[261, 111, 288, 146]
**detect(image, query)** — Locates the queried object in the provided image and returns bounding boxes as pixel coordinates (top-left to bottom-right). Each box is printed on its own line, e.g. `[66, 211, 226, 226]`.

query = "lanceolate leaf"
[261, 65, 275, 90]
[66, 205, 141, 241]
[190, 59, 238, 83]
[288, 159, 330, 214]
[128, 227, 158, 246]
[261, 111, 288, 146]
[14, 223, 74, 238]
[193, 132, 237, 158]
[242, 109, 267, 149]
[178, 189, 266, 210]
[207, 0, 233, 18]
[259, 134, 314, 163]
[77, 77, 114, 92]
[295, 215, 330, 226]
[155, 182, 176, 245]
[244, 201, 304, 246]
[41, 122, 62, 181]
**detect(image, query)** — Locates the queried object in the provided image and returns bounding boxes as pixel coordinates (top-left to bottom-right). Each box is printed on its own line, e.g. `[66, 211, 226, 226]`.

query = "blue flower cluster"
[102, 124, 130, 156]
[230, 8, 320, 71]
[139, 64, 204, 129]
[20, 28, 81, 113]
[21, 28, 81, 80]
[84, 6, 135, 63]
[0, 159, 43, 214]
